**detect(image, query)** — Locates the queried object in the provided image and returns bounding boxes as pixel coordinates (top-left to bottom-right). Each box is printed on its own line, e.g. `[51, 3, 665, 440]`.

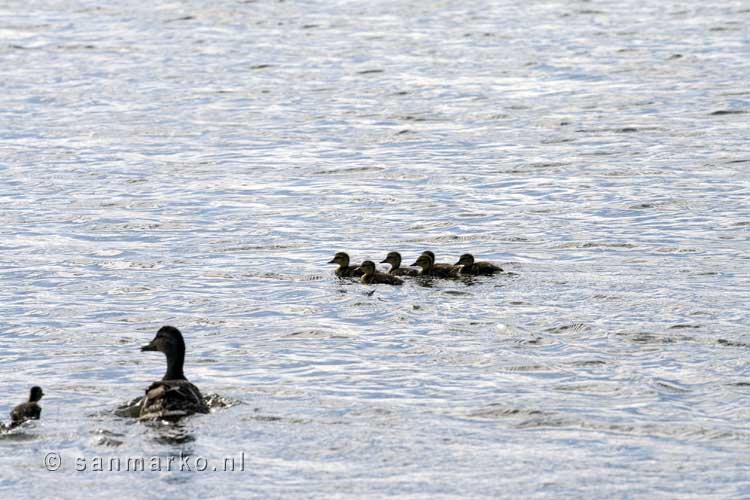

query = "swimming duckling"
[328, 252, 364, 278]
[455, 253, 503, 275]
[411, 254, 461, 278]
[139, 326, 209, 421]
[9, 386, 44, 428]
[356, 260, 404, 285]
[380, 251, 419, 277]
[420, 250, 460, 274]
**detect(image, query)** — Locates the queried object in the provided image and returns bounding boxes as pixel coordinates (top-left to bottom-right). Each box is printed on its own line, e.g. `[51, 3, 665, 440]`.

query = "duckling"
[455, 253, 503, 275]
[380, 251, 419, 277]
[356, 260, 404, 285]
[420, 250, 460, 274]
[328, 252, 364, 278]
[9, 386, 44, 428]
[139, 326, 209, 421]
[411, 254, 461, 278]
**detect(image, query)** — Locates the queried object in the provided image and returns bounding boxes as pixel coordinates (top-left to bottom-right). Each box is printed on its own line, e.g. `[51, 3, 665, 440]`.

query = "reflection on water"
[2, 0, 750, 496]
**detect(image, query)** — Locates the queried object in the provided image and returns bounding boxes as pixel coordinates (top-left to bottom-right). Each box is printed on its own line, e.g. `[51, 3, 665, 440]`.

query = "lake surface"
[1, 0, 749, 497]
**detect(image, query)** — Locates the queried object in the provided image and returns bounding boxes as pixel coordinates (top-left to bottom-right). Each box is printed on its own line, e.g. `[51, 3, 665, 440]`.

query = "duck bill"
[327, 258, 337, 264]
[353, 267, 362, 273]
[409, 261, 420, 267]
[140, 341, 158, 352]
[379, 259, 388, 264]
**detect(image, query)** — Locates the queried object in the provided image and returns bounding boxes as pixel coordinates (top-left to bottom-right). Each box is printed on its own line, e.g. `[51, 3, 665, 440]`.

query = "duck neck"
[163, 350, 186, 381]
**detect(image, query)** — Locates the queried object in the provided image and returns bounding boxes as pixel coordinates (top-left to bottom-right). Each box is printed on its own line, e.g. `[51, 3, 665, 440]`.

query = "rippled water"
[1, 0, 749, 497]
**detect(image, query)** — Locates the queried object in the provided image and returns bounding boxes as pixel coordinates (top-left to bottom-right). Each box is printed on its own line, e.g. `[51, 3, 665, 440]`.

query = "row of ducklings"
[2, 326, 210, 428]
[328, 250, 503, 285]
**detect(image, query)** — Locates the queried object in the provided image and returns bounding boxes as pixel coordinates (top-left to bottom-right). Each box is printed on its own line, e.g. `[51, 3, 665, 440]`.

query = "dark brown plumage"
[411, 254, 461, 278]
[9, 386, 44, 427]
[356, 260, 404, 285]
[455, 253, 503, 275]
[328, 252, 364, 278]
[420, 251, 460, 276]
[380, 251, 419, 277]
[139, 326, 209, 421]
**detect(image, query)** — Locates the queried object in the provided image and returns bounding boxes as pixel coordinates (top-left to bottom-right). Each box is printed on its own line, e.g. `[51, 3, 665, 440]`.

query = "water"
[1, 0, 749, 497]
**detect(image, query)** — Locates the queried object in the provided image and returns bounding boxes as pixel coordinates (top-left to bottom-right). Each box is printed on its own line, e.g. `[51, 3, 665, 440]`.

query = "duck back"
[427, 263, 461, 278]
[337, 265, 364, 278]
[362, 271, 403, 285]
[390, 267, 419, 277]
[10, 402, 41, 425]
[461, 262, 502, 275]
[139, 380, 209, 421]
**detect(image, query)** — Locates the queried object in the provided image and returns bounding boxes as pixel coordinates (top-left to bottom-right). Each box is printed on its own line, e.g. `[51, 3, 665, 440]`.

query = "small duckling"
[9, 386, 44, 428]
[328, 252, 364, 278]
[356, 260, 404, 285]
[411, 254, 461, 278]
[420, 250, 460, 274]
[139, 326, 209, 421]
[380, 251, 419, 277]
[455, 253, 503, 275]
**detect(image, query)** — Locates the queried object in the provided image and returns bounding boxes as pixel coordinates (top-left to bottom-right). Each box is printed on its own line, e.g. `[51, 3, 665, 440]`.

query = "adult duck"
[139, 326, 209, 421]
[380, 251, 419, 277]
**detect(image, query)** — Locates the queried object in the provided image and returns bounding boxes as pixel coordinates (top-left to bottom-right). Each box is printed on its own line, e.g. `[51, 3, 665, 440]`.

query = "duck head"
[455, 253, 475, 266]
[380, 251, 402, 268]
[142, 325, 187, 381]
[327, 252, 350, 267]
[355, 260, 376, 277]
[421, 250, 436, 262]
[29, 386, 44, 402]
[410, 254, 433, 271]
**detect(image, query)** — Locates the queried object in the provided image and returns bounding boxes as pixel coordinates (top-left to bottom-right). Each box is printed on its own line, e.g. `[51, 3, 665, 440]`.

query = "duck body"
[390, 267, 419, 277]
[380, 251, 419, 277]
[430, 263, 461, 277]
[336, 266, 363, 278]
[412, 254, 461, 278]
[362, 272, 404, 285]
[139, 380, 208, 421]
[9, 386, 44, 427]
[455, 254, 502, 275]
[356, 261, 404, 285]
[10, 402, 42, 424]
[460, 262, 503, 275]
[328, 252, 364, 278]
[139, 326, 209, 421]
